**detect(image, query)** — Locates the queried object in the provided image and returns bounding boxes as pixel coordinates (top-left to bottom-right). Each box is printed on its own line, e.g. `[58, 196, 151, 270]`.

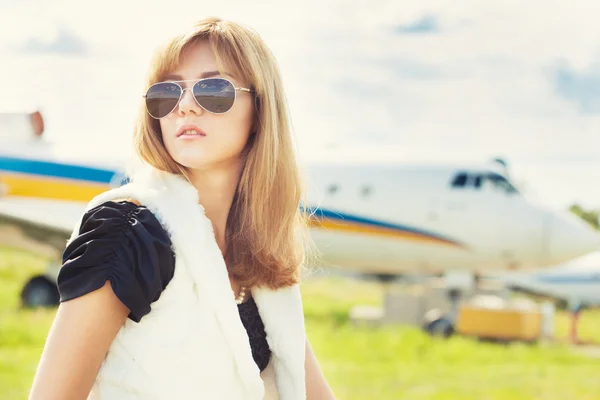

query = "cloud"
[2, 0, 600, 209]
[378, 58, 449, 80]
[0, 0, 21, 10]
[552, 60, 600, 115]
[394, 14, 440, 35]
[19, 26, 88, 56]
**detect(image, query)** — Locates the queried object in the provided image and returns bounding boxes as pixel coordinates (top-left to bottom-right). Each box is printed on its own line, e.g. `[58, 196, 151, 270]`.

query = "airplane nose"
[546, 210, 600, 263]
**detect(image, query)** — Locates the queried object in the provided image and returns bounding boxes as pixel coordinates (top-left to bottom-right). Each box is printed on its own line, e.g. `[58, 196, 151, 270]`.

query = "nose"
[177, 88, 203, 116]
[546, 210, 600, 264]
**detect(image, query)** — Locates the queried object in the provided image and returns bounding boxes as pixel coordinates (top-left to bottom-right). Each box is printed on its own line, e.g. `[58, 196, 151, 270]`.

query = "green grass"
[302, 276, 600, 400]
[1, 248, 600, 399]
[0, 248, 56, 398]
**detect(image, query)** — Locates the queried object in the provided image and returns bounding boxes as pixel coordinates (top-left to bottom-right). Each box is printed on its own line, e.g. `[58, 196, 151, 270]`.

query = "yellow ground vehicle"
[456, 299, 543, 342]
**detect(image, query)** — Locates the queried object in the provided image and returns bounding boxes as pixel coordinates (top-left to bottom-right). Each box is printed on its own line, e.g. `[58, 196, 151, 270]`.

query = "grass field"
[1, 247, 600, 399]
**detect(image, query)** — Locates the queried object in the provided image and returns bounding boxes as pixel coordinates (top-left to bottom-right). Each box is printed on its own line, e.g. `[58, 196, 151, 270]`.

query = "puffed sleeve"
[57, 200, 175, 322]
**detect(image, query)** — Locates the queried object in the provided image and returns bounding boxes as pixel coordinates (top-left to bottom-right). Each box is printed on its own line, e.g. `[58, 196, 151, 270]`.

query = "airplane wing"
[0, 197, 85, 259]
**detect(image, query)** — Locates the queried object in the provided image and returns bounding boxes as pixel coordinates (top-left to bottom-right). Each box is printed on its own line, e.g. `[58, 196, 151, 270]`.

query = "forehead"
[158, 38, 247, 85]
[165, 40, 234, 82]
[176, 41, 218, 73]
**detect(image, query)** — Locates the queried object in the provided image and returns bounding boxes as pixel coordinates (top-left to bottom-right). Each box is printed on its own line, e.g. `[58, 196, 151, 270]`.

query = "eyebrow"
[163, 71, 234, 80]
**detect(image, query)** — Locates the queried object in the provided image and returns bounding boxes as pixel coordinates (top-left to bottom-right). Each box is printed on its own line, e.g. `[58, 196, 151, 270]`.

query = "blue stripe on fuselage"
[537, 275, 600, 284]
[307, 206, 462, 245]
[0, 155, 120, 184]
[2, 155, 464, 246]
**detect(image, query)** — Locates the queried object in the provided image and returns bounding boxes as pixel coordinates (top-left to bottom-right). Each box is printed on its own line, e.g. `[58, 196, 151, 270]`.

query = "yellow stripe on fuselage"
[0, 172, 110, 202]
[2, 171, 463, 249]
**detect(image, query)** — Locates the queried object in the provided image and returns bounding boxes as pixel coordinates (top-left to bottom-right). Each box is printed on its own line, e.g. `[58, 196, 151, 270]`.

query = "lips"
[176, 123, 207, 137]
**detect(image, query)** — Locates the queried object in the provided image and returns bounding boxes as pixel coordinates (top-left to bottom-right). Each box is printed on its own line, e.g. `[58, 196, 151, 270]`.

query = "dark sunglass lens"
[145, 82, 181, 119]
[193, 78, 235, 113]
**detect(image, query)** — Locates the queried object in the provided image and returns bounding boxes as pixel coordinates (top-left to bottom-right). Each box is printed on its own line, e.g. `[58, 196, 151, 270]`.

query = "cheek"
[233, 112, 254, 148]
[234, 100, 255, 141]
[159, 119, 177, 148]
[215, 102, 254, 148]
[216, 123, 251, 155]
[158, 119, 180, 162]
[159, 119, 170, 141]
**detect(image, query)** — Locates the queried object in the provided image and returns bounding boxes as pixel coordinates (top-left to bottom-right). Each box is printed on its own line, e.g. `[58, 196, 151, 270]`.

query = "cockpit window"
[451, 172, 468, 187]
[450, 171, 519, 194]
[486, 172, 519, 194]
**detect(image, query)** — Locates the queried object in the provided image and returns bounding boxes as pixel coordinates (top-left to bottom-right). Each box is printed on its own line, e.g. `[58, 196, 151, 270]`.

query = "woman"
[29, 17, 335, 400]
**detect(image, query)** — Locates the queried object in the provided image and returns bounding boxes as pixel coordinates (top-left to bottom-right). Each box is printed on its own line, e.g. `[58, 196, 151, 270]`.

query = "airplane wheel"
[372, 274, 397, 283]
[423, 310, 455, 338]
[20, 276, 59, 308]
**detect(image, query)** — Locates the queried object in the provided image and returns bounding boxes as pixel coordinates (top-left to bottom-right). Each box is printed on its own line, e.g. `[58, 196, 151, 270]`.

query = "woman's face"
[159, 40, 254, 171]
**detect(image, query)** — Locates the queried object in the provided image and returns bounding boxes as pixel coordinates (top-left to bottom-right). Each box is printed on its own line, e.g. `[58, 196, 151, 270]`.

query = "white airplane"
[1, 111, 599, 308]
[502, 251, 600, 308]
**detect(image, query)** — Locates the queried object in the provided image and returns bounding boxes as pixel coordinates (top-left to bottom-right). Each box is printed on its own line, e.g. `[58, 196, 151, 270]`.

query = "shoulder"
[73, 198, 173, 247]
[77, 198, 153, 233]
[58, 199, 175, 322]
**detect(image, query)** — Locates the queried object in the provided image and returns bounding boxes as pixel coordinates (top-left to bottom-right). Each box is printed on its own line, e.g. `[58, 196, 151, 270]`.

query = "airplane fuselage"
[1, 142, 599, 277]
[501, 251, 600, 306]
[306, 163, 599, 275]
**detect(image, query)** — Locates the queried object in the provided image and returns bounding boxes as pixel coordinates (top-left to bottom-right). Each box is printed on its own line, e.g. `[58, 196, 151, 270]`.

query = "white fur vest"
[67, 167, 307, 399]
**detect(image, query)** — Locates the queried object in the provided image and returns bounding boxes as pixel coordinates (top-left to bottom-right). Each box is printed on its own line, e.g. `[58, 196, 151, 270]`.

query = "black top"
[58, 201, 271, 372]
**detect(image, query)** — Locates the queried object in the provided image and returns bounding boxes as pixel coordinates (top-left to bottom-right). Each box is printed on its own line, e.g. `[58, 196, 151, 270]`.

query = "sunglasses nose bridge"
[178, 86, 204, 115]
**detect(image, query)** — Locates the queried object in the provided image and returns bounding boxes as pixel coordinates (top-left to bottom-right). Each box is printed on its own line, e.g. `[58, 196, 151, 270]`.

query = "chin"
[173, 152, 243, 172]
[174, 156, 214, 171]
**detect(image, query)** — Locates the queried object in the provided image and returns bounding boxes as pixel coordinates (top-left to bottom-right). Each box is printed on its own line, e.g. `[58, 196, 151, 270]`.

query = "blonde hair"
[132, 17, 312, 289]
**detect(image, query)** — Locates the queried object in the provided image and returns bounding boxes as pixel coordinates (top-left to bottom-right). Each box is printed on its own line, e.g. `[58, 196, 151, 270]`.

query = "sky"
[0, 0, 599, 210]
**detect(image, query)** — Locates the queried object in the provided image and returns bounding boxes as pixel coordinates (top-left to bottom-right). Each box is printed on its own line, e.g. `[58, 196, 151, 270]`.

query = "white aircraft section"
[1, 111, 599, 279]
[502, 251, 600, 305]
[0, 111, 44, 143]
[306, 162, 600, 275]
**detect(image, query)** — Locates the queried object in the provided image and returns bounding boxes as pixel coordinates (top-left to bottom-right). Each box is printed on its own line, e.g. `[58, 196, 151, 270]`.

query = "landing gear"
[20, 275, 59, 308]
[371, 273, 398, 284]
[350, 270, 477, 336]
[425, 317, 455, 337]
[422, 309, 455, 338]
[421, 271, 474, 338]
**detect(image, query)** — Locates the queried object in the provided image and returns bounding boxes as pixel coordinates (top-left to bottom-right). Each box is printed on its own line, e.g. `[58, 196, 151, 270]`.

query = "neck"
[187, 160, 244, 253]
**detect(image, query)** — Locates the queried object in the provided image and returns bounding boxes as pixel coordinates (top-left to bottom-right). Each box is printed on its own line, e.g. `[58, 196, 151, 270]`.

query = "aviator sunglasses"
[143, 77, 254, 119]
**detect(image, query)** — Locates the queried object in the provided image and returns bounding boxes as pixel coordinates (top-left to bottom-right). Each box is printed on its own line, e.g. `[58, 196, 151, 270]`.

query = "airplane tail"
[0, 110, 45, 142]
